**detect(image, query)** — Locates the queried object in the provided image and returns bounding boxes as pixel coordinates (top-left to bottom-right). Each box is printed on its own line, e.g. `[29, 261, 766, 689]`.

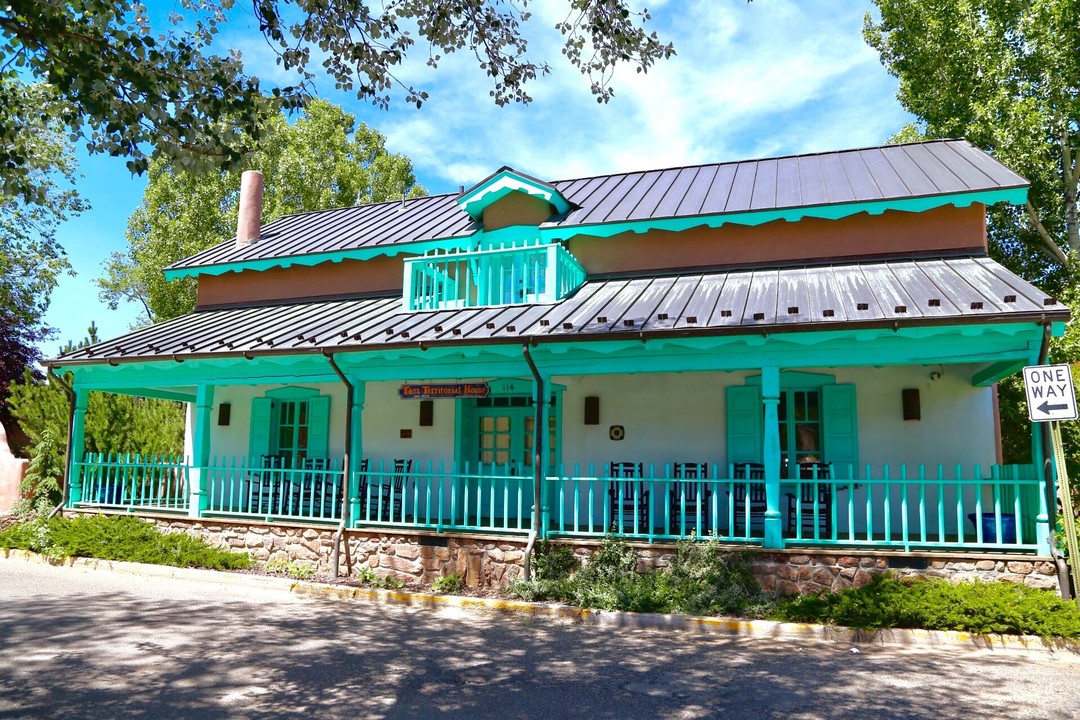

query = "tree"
[1, 1, 674, 204]
[98, 99, 427, 322]
[865, 0, 1080, 286]
[8, 324, 186, 461]
[0, 78, 87, 432]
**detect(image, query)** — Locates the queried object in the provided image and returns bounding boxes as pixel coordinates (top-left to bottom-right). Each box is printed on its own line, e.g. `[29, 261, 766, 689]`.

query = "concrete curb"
[4, 548, 1078, 655]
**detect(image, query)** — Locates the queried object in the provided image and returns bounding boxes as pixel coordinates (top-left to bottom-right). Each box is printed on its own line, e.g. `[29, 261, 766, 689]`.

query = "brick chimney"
[236, 170, 263, 247]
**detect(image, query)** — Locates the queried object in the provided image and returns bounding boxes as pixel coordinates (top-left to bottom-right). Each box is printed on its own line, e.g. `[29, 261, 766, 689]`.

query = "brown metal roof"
[53, 258, 1065, 366]
[165, 140, 1027, 274]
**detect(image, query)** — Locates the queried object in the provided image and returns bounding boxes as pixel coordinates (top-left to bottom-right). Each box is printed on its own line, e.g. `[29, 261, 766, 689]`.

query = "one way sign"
[1022, 364, 1078, 422]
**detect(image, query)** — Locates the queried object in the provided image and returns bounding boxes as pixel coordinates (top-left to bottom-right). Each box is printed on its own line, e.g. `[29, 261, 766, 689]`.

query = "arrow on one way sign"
[1022, 364, 1078, 423]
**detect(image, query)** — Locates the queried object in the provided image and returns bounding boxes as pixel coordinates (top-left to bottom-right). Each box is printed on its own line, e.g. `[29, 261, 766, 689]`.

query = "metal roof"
[165, 140, 1027, 274]
[53, 257, 1065, 366]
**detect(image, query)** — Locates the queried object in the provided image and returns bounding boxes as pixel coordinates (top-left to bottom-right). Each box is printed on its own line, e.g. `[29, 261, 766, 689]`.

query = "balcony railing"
[403, 242, 586, 311]
[70, 456, 1047, 553]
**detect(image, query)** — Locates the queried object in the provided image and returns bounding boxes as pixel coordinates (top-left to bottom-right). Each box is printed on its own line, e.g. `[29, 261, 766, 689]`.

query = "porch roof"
[164, 140, 1027, 277]
[48, 257, 1066, 367]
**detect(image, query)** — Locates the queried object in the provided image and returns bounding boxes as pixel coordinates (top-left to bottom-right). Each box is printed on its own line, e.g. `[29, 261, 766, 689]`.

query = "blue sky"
[40, 0, 911, 357]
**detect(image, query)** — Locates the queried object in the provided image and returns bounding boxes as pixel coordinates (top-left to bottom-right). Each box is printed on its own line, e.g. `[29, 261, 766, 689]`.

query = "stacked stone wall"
[79, 512, 1059, 594]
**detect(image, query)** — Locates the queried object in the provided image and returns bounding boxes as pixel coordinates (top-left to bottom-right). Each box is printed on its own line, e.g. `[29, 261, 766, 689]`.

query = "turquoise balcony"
[403, 243, 586, 311]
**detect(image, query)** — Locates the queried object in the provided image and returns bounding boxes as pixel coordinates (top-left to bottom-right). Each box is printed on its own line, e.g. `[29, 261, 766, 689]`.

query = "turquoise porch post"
[761, 366, 784, 548]
[347, 379, 366, 526]
[188, 384, 214, 517]
[1032, 414, 1052, 553]
[66, 387, 89, 506]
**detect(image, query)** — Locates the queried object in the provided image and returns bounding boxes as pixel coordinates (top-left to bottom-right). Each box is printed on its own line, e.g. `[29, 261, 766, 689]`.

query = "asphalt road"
[1, 558, 1079, 720]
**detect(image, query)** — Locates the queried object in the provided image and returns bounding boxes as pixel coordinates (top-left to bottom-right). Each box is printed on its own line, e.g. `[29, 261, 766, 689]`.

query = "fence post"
[348, 380, 366, 527]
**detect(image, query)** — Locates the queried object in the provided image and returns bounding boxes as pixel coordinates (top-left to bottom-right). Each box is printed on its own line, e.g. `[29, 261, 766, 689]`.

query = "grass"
[0, 514, 251, 570]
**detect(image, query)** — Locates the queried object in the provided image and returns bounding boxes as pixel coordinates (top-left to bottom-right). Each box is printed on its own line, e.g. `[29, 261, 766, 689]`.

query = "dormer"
[403, 168, 586, 312]
[457, 167, 572, 226]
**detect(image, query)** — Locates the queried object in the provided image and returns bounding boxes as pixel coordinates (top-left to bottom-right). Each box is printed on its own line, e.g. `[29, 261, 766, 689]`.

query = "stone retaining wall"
[100, 514, 1059, 594]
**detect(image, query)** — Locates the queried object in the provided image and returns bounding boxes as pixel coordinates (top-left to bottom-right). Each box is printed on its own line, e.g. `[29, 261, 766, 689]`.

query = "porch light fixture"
[902, 388, 920, 421]
[419, 400, 434, 427]
[584, 396, 600, 425]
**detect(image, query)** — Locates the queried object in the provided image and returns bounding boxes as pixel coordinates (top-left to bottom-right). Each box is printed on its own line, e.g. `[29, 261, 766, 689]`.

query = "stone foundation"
[76, 512, 1061, 594]
[146, 517, 526, 588]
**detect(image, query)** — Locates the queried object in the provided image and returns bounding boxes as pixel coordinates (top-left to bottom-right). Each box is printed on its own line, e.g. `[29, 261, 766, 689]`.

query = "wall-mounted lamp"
[902, 388, 921, 421]
[217, 402, 231, 426]
[419, 400, 434, 427]
[584, 396, 600, 425]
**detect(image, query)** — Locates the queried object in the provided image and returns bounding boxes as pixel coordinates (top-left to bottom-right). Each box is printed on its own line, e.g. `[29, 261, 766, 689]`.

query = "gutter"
[46, 367, 76, 519]
[521, 343, 544, 582]
[1037, 322, 1072, 600]
[324, 351, 354, 578]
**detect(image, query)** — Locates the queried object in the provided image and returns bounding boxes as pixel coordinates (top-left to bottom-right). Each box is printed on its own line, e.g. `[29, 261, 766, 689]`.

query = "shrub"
[568, 535, 666, 613]
[352, 565, 404, 589]
[0, 514, 250, 570]
[532, 540, 579, 581]
[774, 574, 1080, 637]
[265, 557, 316, 580]
[658, 539, 772, 617]
[431, 573, 465, 594]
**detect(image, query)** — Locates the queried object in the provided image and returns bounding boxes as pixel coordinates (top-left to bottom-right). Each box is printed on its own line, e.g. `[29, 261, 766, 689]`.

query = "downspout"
[522, 343, 544, 582]
[324, 352, 353, 578]
[1037, 323, 1072, 599]
[46, 367, 75, 519]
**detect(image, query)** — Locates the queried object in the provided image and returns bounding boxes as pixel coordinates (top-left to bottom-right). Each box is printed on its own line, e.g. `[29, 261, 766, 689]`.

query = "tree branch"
[1024, 200, 1070, 265]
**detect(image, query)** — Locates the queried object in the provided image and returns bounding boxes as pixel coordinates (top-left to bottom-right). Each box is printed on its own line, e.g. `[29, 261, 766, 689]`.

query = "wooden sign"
[398, 383, 490, 400]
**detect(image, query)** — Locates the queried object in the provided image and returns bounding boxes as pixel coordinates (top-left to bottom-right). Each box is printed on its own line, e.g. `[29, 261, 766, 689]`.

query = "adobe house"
[45, 140, 1070, 592]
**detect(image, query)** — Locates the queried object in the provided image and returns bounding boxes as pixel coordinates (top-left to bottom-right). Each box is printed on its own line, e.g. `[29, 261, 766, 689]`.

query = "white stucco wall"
[182, 364, 1000, 475]
[360, 381, 457, 469]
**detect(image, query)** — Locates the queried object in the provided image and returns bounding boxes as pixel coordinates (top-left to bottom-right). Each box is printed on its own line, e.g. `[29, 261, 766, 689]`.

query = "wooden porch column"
[188, 384, 214, 518]
[347, 379, 366, 526]
[761, 366, 784, 549]
[66, 387, 90, 506]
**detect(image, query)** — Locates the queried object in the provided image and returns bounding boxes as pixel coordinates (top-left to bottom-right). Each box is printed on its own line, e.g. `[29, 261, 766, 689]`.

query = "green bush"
[353, 565, 405, 589]
[658, 539, 773, 617]
[774, 574, 1080, 637]
[532, 540, 579, 581]
[431, 572, 465, 594]
[0, 514, 250, 570]
[265, 557, 316, 580]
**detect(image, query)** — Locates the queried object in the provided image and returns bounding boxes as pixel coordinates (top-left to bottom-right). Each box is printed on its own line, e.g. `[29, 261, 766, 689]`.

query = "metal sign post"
[1023, 364, 1079, 608]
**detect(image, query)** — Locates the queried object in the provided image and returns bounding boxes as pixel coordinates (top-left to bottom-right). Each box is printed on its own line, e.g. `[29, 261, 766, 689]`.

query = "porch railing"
[74, 453, 190, 512]
[69, 455, 1047, 553]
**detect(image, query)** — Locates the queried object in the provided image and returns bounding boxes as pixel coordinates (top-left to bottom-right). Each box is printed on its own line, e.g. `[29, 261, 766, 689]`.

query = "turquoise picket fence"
[75, 453, 190, 511]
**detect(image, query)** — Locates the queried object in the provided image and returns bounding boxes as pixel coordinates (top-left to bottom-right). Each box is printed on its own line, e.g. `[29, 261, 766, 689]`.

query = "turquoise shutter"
[726, 385, 762, 466]
[822, 384, 858, 478]
[249, 397, 273, 461]
[306, 395, 331, 459]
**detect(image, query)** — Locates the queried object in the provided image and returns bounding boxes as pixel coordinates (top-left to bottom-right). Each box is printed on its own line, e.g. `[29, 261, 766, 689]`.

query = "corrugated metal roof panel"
[165, 141, 1027, 272]
[53, 258, 1065, 366]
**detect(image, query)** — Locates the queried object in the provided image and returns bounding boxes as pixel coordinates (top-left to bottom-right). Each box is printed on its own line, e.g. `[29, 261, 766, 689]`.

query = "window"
[778, 390, 822, 478]
[249, 388, 331, 464]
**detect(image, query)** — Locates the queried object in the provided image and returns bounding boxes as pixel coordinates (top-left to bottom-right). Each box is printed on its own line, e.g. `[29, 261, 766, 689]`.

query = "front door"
[462, 395, 558, 527]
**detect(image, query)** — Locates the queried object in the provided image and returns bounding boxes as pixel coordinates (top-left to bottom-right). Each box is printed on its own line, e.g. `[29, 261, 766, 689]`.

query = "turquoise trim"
[972, 360, 1026, 387]
[542, 188, 1028, 241]
[163, 236, 471, 280]
[458, 169, 571, 220]
[744, 371, 837, 388]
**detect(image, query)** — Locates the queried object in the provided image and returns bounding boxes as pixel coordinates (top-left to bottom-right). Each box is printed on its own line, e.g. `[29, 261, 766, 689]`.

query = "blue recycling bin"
[967, 513, 1016, 544]
[98, 483, 122, 504]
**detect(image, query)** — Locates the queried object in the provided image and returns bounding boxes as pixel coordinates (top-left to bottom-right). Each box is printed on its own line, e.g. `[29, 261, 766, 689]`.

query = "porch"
[70, 455, 1047, 553]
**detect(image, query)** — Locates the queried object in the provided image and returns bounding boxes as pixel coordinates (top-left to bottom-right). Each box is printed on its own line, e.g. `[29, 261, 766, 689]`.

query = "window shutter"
[306, 395, 331, 459]
[822, 384, 858, 478]
[726, 385, 762, 466]
[249, 397, 273, 461]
